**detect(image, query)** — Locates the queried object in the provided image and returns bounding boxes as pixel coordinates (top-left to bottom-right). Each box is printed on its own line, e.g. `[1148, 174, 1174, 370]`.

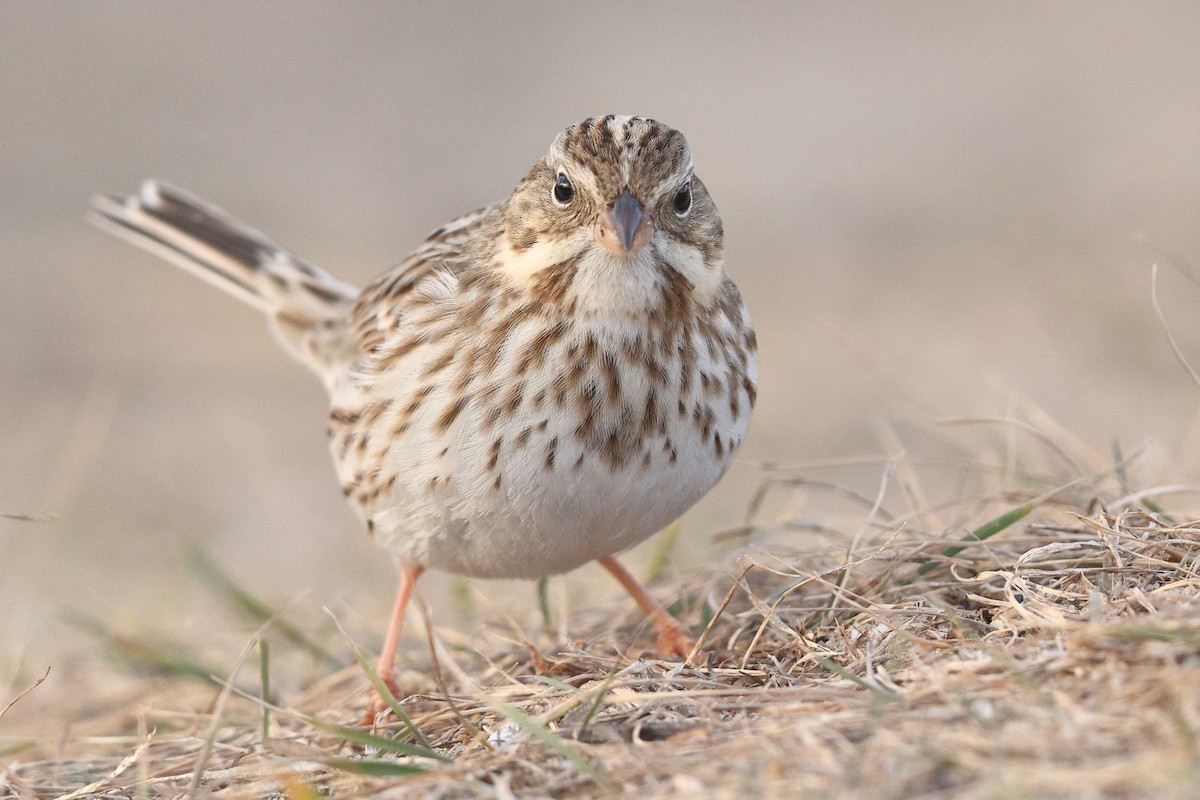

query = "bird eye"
[553, 172, 574, 205]
[673, 182, 692, 215]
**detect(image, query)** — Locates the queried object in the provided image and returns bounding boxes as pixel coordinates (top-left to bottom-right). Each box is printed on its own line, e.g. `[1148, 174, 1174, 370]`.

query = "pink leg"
[375, 562, 424, 699]
[598, 556, 692, 659]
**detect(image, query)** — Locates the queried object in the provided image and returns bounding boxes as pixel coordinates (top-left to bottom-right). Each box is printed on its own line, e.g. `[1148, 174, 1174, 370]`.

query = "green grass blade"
[259, 639, 270, 741]
[813, 655, 899, 699]
[208, 675, 450, 764]
[188, 547, 338, 666]
[63, 609, 223, 686]
[298, 713, 450, 762]
[537, 577, 552, 631]
[345, 637, 436, 751]
[491, 698, 617, 793]
[322, 757, 429, 777]
[528, 675, 582, 693]
[0, 741, 36, 758]
[697, 597, 716, 632]
[645, 519, 683, 584]
[915, 501, 1034, 578]
[578, 670, 618, 732]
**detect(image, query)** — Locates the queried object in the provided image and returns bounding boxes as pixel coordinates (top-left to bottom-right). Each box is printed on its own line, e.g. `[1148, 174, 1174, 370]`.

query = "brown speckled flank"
[91, 115, 757, 709]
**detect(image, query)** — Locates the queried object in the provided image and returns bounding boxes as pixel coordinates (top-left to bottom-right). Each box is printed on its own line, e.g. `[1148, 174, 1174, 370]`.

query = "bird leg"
[366, 562, 423, 720]
[598, 555, 692, 660]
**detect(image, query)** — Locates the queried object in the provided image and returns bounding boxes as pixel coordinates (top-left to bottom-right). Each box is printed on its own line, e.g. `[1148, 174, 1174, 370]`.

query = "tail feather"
[91, 180, 361, 384]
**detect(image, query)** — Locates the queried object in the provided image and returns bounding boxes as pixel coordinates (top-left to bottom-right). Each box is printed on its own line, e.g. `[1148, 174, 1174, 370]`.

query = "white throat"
[497, 231, 721, 313]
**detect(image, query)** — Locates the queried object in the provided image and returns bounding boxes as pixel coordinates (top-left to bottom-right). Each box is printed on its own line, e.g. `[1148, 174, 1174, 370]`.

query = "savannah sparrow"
[91, 115, 757, 698]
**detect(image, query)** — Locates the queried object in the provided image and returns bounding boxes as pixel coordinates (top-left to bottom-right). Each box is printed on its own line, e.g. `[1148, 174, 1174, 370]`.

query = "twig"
[0, 667, 49, 719]
[687, 564, 752, 663]
[1150, 262, 1200, 389]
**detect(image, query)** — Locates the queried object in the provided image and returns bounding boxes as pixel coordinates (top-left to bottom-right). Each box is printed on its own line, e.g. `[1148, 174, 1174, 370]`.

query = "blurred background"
[4, 2, 1200, 728]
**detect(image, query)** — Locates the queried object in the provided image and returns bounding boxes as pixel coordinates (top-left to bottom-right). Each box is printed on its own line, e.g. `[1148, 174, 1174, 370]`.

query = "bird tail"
[90, 180, 359, 384]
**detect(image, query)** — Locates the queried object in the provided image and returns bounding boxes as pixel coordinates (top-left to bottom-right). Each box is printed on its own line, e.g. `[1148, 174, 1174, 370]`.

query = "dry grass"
[5, 426, 1200, 798]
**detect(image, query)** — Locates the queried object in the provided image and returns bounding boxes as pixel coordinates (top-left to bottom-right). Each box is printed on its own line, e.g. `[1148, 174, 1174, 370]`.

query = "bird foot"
[358, 675, 405, 727]
[654, 619, 694, 661]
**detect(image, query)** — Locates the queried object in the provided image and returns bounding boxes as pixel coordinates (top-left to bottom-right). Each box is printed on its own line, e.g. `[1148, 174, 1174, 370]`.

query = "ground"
[4, 440, 1200, 799]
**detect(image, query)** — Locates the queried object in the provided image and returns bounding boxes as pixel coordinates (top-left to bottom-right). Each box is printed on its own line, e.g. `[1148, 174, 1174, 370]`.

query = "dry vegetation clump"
[5, 436, 1200, 799]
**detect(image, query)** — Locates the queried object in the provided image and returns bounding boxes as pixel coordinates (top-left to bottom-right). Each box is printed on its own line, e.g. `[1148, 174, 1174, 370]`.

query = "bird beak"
[597, 189, 652, 254]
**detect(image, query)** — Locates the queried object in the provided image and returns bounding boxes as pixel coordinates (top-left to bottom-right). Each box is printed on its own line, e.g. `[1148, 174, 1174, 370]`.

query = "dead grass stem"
[6, 433, 1200, 798]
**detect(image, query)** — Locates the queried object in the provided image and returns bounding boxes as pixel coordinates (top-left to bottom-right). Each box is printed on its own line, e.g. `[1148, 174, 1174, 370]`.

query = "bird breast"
[329, 285, 756, 579]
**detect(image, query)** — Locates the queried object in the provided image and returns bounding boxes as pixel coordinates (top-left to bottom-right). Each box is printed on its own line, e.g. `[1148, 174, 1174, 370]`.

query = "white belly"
[392, 408, 734, 578]
[335, 318, 754, 580]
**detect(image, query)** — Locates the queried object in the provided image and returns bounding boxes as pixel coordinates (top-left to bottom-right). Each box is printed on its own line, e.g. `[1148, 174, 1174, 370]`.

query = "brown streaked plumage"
[90, 115, 757, 716]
